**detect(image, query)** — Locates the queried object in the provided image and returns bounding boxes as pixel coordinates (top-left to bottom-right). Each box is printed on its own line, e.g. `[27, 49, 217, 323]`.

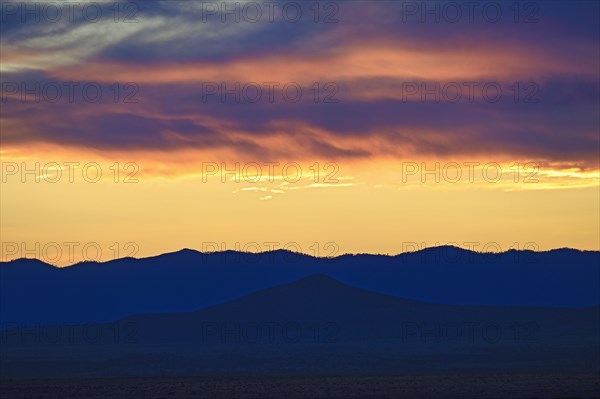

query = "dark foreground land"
[1, 374, 599, 399]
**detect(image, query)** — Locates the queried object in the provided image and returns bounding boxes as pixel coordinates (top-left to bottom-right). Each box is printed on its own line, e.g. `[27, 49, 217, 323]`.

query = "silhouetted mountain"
[1, 258, 55, 270]
[1, 247, 599, 326]
[1, 275, 597, 378]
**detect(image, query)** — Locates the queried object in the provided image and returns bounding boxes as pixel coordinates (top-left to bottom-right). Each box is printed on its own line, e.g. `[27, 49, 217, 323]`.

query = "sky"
[1, 0, 599, 265]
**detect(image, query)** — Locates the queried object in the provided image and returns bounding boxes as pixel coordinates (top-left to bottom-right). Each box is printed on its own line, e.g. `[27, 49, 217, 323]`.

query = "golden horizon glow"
[2, 152, 598, 265]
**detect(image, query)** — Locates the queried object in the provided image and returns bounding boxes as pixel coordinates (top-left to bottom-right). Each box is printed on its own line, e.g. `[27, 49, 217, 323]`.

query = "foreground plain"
[1, 374, 599, 399]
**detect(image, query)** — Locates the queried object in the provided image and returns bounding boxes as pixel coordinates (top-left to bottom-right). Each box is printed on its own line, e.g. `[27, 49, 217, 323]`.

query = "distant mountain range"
[1, 246, 599, 327]
[1, 274, 598, 378]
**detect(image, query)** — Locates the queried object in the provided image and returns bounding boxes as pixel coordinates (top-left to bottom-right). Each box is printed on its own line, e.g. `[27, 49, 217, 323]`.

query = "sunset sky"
[1, 0, 599, 265]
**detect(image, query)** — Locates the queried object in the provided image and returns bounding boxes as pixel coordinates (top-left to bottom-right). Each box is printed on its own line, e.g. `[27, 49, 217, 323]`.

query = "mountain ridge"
[2, 247, 598, 326]
[2, 274, 598, 378]
[2, 245, 597, 269]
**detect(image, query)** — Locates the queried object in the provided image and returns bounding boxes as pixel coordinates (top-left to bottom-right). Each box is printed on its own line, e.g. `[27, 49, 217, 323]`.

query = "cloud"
[1, 0, 598, 170]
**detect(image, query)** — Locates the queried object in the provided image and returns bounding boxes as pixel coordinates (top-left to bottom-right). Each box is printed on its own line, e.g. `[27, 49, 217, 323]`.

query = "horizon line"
[2, 244, 598, 269]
